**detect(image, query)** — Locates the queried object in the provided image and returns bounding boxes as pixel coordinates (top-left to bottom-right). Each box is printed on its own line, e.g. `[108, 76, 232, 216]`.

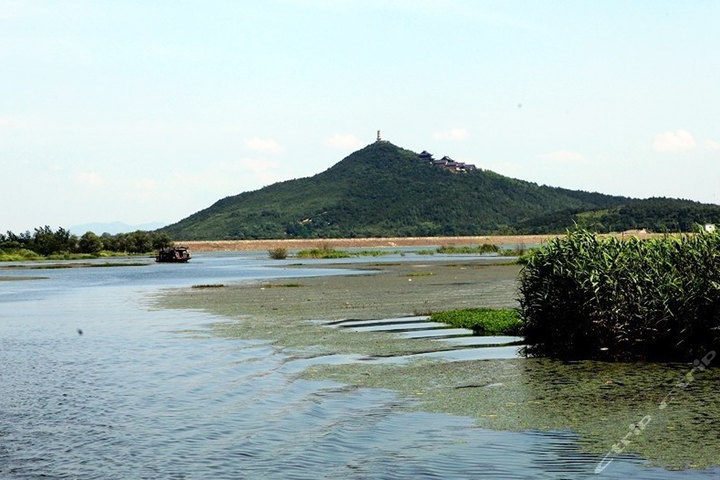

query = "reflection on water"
[1, 253, 719, 478]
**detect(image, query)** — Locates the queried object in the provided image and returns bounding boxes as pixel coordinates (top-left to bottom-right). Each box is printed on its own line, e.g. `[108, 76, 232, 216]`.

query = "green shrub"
[519, 229, 720, 361]
[430, 308, 522, 336]
[268, 247, 288, 259]
[0, 248, 43, 261]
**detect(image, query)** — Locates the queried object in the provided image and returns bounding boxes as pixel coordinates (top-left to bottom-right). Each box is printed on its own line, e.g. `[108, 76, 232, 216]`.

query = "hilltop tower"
[376, 130, 381, 142]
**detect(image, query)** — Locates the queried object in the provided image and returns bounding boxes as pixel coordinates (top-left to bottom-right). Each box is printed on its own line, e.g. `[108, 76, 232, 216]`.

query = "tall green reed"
[519, 229, 720, 361]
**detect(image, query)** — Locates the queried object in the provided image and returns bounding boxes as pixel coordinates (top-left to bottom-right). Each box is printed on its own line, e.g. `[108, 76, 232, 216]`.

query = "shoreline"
[180, 232, 661, 252]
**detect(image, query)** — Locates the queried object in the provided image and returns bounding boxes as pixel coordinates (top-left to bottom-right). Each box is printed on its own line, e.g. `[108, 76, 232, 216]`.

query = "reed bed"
[520, 229, 720, 361]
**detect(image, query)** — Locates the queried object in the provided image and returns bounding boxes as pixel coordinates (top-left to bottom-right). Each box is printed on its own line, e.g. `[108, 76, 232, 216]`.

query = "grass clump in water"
[260, 283, 303, 288]
[267, 247, 288, 259]
[355, 250, 391, 257]
[296, 245, 352, 259]
[430, 308, 522, 335]
[295, 245, 390, 259]
[437, 244, 499, 255]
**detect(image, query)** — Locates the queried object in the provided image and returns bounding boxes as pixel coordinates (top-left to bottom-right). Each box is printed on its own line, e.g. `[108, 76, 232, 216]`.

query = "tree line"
[0, 226, 173, 256]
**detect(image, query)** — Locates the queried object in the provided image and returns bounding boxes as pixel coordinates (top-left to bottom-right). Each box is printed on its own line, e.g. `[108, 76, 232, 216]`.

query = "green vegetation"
[0, 248, 43, 261]
[260, 283, 304, 288]
[294, 246, 391, 259]
[296, 246, 352, 259]
[515, 197, 720, 234]
[0, 226, 174, 260]
[520, 229, 720, 361]
[430, 308, 522, 336]
[436, 244, 500, 254]
[4, 262, 150, 270]
[192, 284, 226, 289]
[267, 247, 288, 259]
[354, 250, 391, 257]
[159, 142, 720, 240]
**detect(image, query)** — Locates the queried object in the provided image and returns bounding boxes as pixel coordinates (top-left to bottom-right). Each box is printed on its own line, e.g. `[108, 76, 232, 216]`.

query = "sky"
[1, 0, 719, 233]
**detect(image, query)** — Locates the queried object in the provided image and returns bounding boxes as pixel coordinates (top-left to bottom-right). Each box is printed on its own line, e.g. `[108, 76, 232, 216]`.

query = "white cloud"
[433, 128, 468, 141]
[705, 139, 720, 151]
[243, 137, 284, 154]
[653, 129, 696, 153]
[323, 133, 363, 150]
[539, 150, 587, 165]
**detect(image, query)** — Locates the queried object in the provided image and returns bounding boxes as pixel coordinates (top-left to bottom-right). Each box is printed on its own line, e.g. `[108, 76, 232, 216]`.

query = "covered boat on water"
[156, 246, 191, 263]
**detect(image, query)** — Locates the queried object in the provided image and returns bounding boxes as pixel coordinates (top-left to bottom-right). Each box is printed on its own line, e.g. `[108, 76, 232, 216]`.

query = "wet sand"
[158, 258, 720, 471]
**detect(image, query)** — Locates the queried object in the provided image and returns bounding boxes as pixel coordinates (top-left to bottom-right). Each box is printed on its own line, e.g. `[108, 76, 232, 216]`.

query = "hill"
[69, 221, 166, 235]
[161, 142, 720, 240]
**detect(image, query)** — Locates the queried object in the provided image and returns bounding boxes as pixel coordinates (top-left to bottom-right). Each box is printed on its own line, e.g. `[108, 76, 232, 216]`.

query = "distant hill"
[70, 221, 167, 235]
[160, 142, 720, 240]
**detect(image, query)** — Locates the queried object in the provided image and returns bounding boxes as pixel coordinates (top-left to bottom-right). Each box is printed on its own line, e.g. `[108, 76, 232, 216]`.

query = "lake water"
[1, 253, 718, 479]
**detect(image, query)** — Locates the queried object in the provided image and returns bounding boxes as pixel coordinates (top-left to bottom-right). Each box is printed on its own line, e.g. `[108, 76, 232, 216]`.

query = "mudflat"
[161, 258, 520, 357]
[163, 259, 520, 322]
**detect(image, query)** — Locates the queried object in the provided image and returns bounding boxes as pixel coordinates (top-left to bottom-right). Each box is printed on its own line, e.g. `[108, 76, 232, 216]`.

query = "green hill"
[161, 141, 720, 240]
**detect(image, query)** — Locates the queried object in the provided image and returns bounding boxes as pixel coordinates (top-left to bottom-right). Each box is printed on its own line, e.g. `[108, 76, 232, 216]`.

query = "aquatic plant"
[355, 250, 391, 257]
[295, 246, 352, 259]
[436, 244, 500, 254]
[519, 229, 720, 361]
[267, 247, 288, 259]
[430, 308, 522, 336]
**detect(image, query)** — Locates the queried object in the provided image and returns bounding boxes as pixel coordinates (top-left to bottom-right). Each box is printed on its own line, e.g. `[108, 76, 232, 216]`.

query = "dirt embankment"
[180, 232, 660, 252]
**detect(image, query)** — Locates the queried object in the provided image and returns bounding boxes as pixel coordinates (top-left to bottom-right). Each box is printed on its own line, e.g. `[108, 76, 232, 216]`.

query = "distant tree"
[78, 231, 103, 254]
[1, 227, 176, 256]
[100, 232, 117, 251]
[150, 232, 173, 250]
[126, 231, 152, 253]
[0, 230, 28, 250]
[31, 226, 75, 255]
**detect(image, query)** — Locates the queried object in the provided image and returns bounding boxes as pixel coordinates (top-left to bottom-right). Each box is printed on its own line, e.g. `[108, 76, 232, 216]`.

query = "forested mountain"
[161, 142, 720, 239]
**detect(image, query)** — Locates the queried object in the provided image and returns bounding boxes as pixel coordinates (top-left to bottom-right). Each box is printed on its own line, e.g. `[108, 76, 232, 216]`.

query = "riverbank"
[180, 232, 661, 252]
[158, 257, 720, 471]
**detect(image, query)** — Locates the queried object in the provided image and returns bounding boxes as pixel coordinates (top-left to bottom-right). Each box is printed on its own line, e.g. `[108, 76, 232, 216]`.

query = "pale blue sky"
[2, 1, 719, 232]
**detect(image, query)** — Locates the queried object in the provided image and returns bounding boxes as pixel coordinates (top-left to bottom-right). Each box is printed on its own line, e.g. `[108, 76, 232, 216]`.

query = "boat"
[156, 246, 191, 263]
